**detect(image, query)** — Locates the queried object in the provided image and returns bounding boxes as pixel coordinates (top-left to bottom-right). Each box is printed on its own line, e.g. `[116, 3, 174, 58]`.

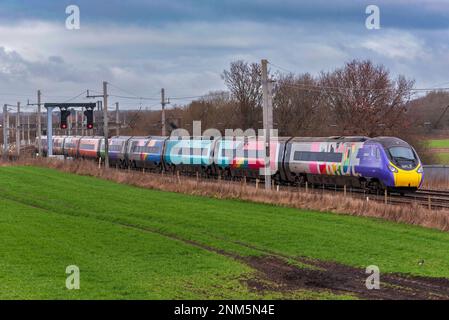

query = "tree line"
[125, 59, 436, 161]
[183, 59, 415, 137]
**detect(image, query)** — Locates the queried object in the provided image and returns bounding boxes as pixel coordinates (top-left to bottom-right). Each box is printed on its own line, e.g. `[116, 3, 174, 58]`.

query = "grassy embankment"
[1, 166, 449, 299]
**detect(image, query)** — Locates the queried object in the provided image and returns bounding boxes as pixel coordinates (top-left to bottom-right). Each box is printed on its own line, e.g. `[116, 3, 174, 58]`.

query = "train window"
[80, 144, 95, 150]
[375, 147, 380, 159]
[109, 145, 122, 152]
[132, 146, 160, 153]
[389, 147, 415, 160]
[293, 151, 343, 162]
[145, 146, 160, 153]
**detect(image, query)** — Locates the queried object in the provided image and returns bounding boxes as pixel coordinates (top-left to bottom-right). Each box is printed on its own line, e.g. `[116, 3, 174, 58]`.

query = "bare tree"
[182, 91, 238, 133]
[273, 73, 325, 136]
[319, 60, 415, 136]
[221, 60, 262, 129]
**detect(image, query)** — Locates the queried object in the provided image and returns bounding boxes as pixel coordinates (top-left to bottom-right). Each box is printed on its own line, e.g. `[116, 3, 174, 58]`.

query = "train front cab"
[373, 137, 423, 193]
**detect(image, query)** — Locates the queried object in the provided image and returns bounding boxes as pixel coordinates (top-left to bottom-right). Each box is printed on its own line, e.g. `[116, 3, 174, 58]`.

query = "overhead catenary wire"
[107, 82, 160, 101]
[127, 102, 161, 128]
[169, 95, 206, 100]
[268, 61, 449, 93]
[63, 90, 88, 103]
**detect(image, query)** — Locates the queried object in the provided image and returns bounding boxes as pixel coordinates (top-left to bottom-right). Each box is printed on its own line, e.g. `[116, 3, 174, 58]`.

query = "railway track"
[14, 155, 449, 211]
[123, 165, 449, 211]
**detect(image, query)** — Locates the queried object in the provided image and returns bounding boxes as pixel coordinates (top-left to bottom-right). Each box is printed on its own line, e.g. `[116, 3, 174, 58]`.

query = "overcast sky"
[0, 0, 448, 110]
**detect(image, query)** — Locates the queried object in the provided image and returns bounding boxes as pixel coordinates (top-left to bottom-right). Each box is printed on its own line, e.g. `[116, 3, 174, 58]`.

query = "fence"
[423, 165, 449, 188]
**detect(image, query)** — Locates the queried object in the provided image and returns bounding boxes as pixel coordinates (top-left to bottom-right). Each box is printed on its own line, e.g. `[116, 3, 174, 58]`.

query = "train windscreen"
[388, 146, 418, 169]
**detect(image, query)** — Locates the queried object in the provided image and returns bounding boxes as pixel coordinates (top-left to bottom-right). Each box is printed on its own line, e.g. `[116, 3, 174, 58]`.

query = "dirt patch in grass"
[95, 216, 449, 300]
[243, 256, 449, 300]
[113, 219, 449, 300]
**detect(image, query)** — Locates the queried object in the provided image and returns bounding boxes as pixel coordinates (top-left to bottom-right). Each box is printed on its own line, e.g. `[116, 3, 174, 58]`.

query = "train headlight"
[417, 166, 423, 173]
[388, 164, 398, 173]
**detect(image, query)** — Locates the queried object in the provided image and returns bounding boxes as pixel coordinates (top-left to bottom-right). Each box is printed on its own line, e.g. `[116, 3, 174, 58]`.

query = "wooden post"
[256, 179, 259, 190]
[344, 185, 347, 197]
[305, 181, 308, 193]
[196, 171, 199, 182]
[276, 184, 279, 192]
[384, 189, 388, 205]
[428, 196, 431, 210]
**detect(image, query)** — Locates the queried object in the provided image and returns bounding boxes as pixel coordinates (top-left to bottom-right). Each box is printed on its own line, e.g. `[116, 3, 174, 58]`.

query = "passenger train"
[36, 135, 423, 192]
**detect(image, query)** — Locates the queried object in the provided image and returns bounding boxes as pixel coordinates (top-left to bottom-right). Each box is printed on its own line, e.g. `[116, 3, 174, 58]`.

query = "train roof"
[369, 137, 411, 148]
[288, 136, 369, 143]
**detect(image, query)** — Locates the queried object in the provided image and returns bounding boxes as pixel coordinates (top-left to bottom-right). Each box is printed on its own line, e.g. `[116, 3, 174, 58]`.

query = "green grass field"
[428, 139, 449, 149]
[426, 139, 449, 164]
[1, 166, 449, 299]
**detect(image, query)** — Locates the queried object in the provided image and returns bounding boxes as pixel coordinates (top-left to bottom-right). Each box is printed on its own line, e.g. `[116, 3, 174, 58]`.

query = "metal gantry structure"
[43, 103, 97, 156]
[1, 61, 275, 183]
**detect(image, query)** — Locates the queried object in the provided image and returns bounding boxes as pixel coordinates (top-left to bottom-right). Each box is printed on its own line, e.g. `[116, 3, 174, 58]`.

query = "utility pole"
[161, 88, 168, 136]
[103, 81, 109, 167]
[115, 102, 120, 136]
[37, 90, 42, 156]
[96, 100, 101, 135]
[21, 112, 25, 144]
[80, 111, 85, 136]
[75, 110, 79, 136]
[3, 105, 8, 160]
[261, 59, 273, 191]
[85, 87, 107, 163]
[27, 114, 30, 144]
[16, 102, 20, 158]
